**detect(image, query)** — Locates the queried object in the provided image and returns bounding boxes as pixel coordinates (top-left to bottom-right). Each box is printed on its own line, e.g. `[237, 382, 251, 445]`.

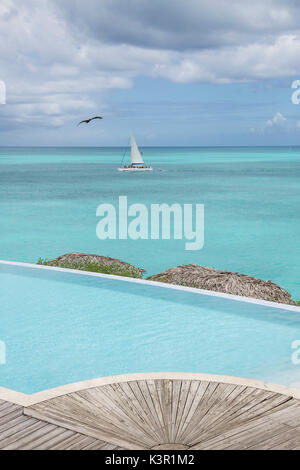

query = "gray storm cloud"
[54, 0, 300, 50]
[1, 0, 300, 137]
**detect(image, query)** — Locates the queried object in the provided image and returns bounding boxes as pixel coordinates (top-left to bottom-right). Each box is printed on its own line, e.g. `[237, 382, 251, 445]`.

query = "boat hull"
[118, 167, 153, 172]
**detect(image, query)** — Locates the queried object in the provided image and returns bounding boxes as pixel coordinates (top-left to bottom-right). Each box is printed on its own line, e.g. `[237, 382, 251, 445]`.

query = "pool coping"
[1, 372, 300, 407]
[1, 259, 300, 312]
[1, 260, 300, 407]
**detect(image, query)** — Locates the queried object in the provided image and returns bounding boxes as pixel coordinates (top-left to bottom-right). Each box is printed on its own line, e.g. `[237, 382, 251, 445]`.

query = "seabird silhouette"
[77, 116, 103, 126]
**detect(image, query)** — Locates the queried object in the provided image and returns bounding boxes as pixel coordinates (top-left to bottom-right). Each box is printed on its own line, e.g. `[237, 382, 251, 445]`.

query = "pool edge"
[1, 372, 300, 407]
[1, 259, 300, 312]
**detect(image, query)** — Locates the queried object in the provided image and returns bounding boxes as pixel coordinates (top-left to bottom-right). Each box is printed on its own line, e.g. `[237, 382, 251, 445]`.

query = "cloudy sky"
[1, 0, 300, 146]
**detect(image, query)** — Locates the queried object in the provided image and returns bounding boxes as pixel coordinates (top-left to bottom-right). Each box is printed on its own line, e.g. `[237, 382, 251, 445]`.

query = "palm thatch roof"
[148, 264, 295, 305]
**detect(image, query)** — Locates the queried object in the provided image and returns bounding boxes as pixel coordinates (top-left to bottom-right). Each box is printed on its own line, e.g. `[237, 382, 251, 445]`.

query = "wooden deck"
[2, 378, 300, 450]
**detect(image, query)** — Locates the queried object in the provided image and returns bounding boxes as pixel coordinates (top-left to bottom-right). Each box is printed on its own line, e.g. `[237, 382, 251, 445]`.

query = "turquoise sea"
[0, 146, 299, 299]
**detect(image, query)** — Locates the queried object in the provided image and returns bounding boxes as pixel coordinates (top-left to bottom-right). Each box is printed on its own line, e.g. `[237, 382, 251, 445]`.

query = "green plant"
[37, 258, 143, 279]
[295, 300, 300, 306]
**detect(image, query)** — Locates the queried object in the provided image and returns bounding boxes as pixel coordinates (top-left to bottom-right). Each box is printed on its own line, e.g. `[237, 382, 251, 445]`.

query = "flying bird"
[77, 116, 103, 126]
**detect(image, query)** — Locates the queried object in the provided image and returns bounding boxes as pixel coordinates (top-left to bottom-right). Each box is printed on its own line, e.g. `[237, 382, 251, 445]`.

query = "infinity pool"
[1, 262, 300, 394]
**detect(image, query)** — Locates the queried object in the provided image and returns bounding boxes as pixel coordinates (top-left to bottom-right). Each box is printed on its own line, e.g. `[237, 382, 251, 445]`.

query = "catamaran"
[118, 134, 153, 172]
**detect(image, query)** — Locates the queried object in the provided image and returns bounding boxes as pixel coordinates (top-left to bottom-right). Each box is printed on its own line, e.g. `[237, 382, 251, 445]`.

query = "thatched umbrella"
[148, 264, 295, 305]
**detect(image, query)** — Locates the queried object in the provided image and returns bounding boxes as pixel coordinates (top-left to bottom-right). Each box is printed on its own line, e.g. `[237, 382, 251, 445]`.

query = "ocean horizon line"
[1, 145, 300, 149]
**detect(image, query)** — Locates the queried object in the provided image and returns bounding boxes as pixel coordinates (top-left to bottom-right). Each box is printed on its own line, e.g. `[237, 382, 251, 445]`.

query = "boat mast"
[120, 137, 131, 166]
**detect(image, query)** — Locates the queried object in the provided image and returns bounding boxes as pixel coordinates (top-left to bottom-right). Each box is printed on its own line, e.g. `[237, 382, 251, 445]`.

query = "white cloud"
[250, 111, 300, 135]
[249, 112, 294, 134]
[265, 112, 287, 127]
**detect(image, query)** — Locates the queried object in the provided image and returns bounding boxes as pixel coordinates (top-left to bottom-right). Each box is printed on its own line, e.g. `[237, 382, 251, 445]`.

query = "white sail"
[118, 133, 153, 171]
[131, 134, 145, 165]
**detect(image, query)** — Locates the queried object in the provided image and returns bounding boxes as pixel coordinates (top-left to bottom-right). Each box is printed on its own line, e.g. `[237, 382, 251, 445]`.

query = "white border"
[1, 260, 300, 312]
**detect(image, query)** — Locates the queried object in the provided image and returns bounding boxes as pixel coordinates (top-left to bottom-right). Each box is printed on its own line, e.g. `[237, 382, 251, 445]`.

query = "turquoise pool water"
[0, 146, 299, 299]
[1, 263, 300, 394]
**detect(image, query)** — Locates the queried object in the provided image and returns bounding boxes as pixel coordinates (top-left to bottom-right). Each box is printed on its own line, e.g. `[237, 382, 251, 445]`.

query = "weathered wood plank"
[264, 402, 300, 427]
[192, 416, 289, 450]
[0, 403, 22, 419]
[25, 404, 146, 450]
[248, 427, 300, 450]
[50, 434, 96, 450]
[4, 424, 61, 450]
[172, 380, 193, 443]
[175, 380, 204, 443]
[32, 430, 78, 451]
[144, 380, 166, 441]
[81, 440, 120, 450]
[180, 382, 237, 444]
[189, 390, 291, 446]
[0, 421, 47, 449]
[0, 411, 27, 431]
[131, 381, 164, 442]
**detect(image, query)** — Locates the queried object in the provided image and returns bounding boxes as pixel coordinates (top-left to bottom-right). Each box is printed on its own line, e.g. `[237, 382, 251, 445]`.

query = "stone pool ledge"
[2, 372, 300, 407]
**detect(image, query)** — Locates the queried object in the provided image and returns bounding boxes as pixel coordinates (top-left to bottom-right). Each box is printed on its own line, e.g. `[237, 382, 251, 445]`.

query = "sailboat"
[118, 134, 153, 172]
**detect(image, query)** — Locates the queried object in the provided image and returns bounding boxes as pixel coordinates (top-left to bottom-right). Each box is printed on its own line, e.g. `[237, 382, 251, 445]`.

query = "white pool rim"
[1, 259, 300, 313]
[1, 372, 300, 407]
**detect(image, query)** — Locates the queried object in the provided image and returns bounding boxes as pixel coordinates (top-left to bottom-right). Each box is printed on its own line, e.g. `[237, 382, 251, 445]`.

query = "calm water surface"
[1, 263, 300, 394]
[0, 146, 299, 298]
